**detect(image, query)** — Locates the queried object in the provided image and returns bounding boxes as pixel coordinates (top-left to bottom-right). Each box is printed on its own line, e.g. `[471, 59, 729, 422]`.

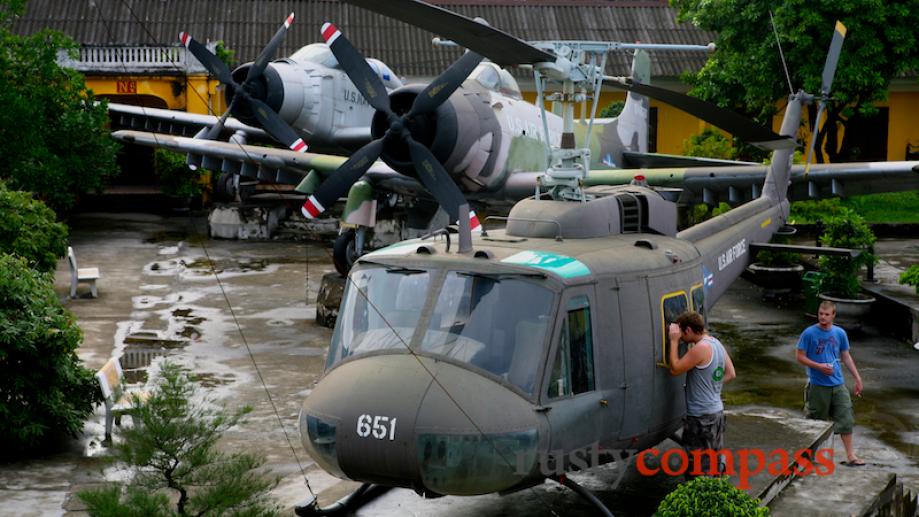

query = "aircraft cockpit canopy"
[470, 63, 522, 99]
[327, 264, 554, 397]
[290, 43, 403, 89]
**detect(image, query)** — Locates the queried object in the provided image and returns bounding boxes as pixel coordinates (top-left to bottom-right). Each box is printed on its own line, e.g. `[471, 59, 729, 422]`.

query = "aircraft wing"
[586, 161, 919, 205]
[112, 130, 398, 187]
[108, 103, 270, 140]
[621, 151, 760, 169]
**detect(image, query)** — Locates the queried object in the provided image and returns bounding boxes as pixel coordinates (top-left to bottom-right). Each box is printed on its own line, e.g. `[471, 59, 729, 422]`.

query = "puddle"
[191, 372, 236, 388]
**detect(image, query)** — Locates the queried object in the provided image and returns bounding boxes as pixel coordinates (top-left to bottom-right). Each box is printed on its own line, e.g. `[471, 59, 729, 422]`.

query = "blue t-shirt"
[796, 324, 849, 386]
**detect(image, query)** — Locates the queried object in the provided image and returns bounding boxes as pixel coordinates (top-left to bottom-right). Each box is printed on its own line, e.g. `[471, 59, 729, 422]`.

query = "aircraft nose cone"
[300, 355, 543, 495]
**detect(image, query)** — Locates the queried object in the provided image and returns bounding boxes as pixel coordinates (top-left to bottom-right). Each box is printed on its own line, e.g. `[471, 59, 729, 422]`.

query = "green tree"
[0, 253, 100, 451]
[817, 209, 876, 298]
[79, 361, 280, 517]
[0, 0, 119, 213]
[0, 181, 68, 273]
[682, 128, 735, 159]
[600, 100, 625, 118]
[671, 0, 919, 163]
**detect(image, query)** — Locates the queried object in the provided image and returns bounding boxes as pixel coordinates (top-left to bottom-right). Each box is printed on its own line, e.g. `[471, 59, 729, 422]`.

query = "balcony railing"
[57, 44, 215, 74]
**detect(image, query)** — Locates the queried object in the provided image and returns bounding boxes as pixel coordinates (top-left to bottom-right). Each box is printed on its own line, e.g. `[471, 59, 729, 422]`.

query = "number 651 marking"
[356, 414, 397, 441]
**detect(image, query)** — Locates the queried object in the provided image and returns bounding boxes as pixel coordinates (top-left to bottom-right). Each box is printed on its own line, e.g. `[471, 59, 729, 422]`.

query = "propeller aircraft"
[288, 3, 913, 515]
[111, 8, 919, 278]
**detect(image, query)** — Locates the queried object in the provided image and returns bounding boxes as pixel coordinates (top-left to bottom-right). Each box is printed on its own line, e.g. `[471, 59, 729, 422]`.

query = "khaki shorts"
[805, 383, 854, 434]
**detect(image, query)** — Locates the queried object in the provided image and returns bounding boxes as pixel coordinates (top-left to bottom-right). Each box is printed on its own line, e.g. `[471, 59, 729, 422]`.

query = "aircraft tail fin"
[590, 50, 650, 168]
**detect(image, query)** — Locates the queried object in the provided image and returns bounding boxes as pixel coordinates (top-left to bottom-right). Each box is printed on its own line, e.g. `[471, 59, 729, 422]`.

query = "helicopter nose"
[300, 354, 542, 495]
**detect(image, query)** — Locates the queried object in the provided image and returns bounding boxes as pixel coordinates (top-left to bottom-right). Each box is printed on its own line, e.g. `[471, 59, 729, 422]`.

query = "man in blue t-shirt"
[796, 300, 865, 466]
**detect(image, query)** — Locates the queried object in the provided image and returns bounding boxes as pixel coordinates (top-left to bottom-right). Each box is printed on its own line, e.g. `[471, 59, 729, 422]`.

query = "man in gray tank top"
[668, 311, 736, 476]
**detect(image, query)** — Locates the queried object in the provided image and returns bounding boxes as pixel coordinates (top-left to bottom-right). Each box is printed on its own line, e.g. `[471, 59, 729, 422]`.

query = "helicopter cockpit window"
[327, 266, 430, 368]
[547, 296, 595, 398]
[420, 271, 553, 396]
[660, 291, 689, 365]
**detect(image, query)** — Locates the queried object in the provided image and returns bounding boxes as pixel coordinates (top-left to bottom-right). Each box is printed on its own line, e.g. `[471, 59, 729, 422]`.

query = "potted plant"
[816, 209, 877, 328]
[746, 227, 804, 298]
[153, 149, 207, 210]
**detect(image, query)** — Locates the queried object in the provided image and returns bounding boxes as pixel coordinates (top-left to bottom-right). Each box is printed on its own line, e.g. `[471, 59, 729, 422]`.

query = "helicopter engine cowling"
[371, 85, 505, 193]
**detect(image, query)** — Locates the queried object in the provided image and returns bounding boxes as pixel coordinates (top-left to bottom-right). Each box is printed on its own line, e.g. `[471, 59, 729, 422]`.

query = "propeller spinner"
[180, 13, 308, 153]
[301, 22, 482, 230]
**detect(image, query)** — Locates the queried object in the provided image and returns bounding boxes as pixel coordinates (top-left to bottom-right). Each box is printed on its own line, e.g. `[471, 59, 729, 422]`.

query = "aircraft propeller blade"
[180, 32, 235, 86]
[301, 138, 385, 219]
[805, 21, 847, 174]
[321, 22, 394, 117]
[246, 95, 308, 152]
[603, 77, 795, 150]
[406, 137, 466, 222]
[408, 50, 484, 118]
[247, 13, 295, 83]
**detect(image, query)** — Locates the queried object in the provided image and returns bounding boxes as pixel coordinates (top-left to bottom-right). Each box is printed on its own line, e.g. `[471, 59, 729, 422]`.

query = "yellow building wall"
[526, 88, 919, 162]
[887, 92, 919, 160]
[84, 75, 226, 115]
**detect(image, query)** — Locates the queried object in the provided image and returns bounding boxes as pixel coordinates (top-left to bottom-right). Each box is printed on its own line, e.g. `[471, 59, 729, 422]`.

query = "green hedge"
[0, 253, 100, 451]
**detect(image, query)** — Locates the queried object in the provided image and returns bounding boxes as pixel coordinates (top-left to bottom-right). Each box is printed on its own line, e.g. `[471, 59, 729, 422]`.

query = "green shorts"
[804, 383, 854, 434]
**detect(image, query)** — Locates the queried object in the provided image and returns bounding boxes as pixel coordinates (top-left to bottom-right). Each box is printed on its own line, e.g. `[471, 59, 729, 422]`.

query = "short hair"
[818, 300, 836, 313]
[675, 311, 705, 334]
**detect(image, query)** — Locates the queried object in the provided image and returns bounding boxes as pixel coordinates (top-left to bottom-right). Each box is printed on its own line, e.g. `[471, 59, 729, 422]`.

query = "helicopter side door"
[616, 277, 653, 440]
[542, 285, 606, 466]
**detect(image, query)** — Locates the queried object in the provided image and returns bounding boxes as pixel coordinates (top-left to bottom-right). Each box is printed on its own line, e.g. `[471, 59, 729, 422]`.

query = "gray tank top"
[686, 335, 726, 417]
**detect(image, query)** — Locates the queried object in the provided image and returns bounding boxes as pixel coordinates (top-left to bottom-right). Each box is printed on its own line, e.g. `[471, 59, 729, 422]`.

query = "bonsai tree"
[79, 361, 280, 517]
[655, 476, 769, 516]
[816, 209, 877, 299]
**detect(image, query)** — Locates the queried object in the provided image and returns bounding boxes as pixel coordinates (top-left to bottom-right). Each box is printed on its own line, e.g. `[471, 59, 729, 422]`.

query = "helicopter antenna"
[770, 10, 795, 96]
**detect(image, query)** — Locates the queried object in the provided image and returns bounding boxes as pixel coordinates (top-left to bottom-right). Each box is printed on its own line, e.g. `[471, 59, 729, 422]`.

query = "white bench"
[67, 246, 100, 298]
[96, 358, 149, 442]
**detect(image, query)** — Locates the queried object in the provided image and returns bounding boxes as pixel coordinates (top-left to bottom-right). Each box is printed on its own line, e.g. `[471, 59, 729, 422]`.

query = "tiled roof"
[12, 0, 714, 78]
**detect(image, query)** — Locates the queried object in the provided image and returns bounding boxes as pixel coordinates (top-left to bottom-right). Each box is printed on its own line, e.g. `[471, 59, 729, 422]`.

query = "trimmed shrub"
[0, 253, 100, 450]
[0, 181, 67, 273]
[655, 476, 769, 516]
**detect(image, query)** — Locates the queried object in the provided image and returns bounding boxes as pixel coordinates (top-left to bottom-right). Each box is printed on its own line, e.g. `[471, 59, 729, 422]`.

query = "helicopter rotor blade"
[180, 32, 235, 86]
[805, 21, 847, 174]
[408, 50, 484, 118]
[603, 76, 796, 150]
[821, 21, 846, 95]
[321, 22, 394, 116]
[406, 137, 465, 222]
[300, 138, 386, 219]
[343, 0, 554, 67]
[247, 12, 295, 83]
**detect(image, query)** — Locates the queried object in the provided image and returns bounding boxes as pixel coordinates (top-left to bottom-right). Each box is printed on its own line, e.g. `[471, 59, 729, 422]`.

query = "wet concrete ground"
[1, 212, 917, 516]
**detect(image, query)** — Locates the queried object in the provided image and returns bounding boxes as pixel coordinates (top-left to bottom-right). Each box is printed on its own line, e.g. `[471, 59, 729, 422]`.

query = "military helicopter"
[295, 1, 851, 515]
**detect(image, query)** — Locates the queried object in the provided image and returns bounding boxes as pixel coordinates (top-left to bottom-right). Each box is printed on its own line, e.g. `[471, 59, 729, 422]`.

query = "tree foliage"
[80, 361, 280, 517]
[0, 253, 100, 451]
[0, 0, 118, 213]
[0, 181, 68, 273]
[671, 0, 919, 163]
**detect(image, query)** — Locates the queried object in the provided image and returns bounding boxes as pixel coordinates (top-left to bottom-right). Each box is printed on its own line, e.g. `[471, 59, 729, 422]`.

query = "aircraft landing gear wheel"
[333, 229, 359, 277]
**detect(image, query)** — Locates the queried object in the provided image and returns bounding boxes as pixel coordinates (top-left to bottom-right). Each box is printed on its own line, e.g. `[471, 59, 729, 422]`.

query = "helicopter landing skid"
[551, 474, 615, 517]
[294, 483, 390, 516]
